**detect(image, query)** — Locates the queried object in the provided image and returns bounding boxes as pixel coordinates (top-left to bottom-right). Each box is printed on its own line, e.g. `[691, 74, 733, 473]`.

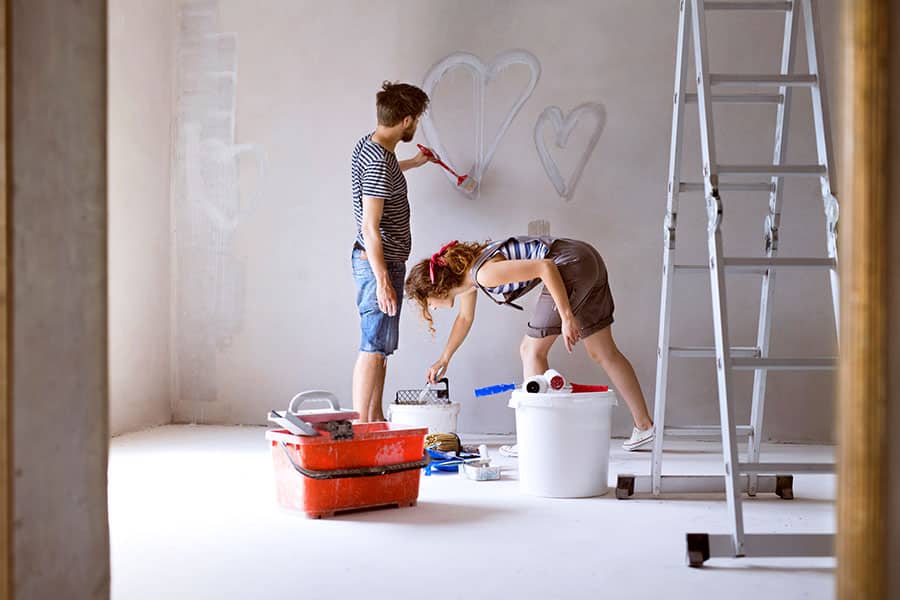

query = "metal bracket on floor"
[615, 474, 793, 499]
[686, 533, 834, 568]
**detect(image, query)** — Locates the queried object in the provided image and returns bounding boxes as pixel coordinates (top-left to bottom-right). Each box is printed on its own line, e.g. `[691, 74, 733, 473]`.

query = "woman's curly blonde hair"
[405, 241, 488, 334]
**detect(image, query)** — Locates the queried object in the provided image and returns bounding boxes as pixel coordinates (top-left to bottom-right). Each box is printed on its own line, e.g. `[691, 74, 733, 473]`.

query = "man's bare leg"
[368, 356, 387, 422]
[352, 351, 386, 423]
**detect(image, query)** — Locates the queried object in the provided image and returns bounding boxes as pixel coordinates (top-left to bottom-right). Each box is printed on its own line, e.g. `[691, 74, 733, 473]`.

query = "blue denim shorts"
[352, 248, 406, 356]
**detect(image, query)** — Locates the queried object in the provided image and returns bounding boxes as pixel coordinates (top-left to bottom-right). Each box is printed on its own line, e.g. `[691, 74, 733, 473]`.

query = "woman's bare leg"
[520, 334, 559, 378]
[582, 326, 653, 430]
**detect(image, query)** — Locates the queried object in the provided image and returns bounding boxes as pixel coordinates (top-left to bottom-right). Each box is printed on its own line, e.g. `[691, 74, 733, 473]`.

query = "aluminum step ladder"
[615, 0, 838, 566]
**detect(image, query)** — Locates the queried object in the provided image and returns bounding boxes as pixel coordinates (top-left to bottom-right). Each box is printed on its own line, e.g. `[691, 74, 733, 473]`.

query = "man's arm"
[360, 196, 397, 316]
[399, 155, 426, 172]
[399, 147, 439, 172]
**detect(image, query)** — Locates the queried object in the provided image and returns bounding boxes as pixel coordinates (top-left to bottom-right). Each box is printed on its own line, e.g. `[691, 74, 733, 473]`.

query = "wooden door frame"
[1, 0, 9, 596]
[837, 0, 889, 598]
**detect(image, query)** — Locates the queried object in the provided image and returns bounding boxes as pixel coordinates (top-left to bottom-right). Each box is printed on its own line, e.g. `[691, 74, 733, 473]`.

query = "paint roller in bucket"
[417, 144, 478, 193]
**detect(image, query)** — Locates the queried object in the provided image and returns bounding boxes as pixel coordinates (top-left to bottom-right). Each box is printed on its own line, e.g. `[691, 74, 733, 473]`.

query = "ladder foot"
[615, 474, 635, 499]
[775, 475, 794, 499]
[686, 533, 710, 568]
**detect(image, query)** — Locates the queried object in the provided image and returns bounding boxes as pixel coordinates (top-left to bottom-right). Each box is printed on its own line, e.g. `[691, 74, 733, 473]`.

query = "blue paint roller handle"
[474, 383, 517, 397]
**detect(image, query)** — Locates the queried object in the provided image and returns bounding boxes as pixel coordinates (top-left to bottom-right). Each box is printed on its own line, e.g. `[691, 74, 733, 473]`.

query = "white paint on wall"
[172, 0, 266, 424]
[421, 50, 541, 195]
[534, 102, 606, 202]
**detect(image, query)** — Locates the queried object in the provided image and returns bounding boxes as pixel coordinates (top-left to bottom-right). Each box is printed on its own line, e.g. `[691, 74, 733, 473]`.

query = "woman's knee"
[520, 336, 550, 362]
[586, 338, 618, 366]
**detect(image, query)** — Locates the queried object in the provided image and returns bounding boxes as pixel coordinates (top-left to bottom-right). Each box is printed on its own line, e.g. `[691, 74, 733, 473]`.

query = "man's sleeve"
[361, 158, 392, 198]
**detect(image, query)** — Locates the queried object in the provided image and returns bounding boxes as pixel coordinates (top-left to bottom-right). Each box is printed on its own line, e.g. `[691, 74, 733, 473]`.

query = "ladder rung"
[679, 182, 775, 192]
[664, 425, 754, 437]
[731, 357, 837, 371]
[705, 1, 793, 10]
[717, 164, 827, 176]
[723, 257, 836, 272]
[673, 264, 708, 273]
[670, 346, 760, 358]
[738, 462, 834, 474]
[685, 93, 784, 104]
[709, 74, 818, 87]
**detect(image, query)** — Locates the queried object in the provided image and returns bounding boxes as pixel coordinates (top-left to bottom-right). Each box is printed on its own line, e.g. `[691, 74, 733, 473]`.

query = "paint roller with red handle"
[417, 144, 478, 193]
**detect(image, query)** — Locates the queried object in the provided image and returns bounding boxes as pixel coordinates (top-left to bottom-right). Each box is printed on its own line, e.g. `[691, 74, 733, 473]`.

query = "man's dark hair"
[376, 81, 429, 127]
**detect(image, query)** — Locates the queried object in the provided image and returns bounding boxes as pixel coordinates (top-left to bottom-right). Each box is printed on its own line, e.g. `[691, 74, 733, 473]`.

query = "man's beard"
[401, 124, 416, 142]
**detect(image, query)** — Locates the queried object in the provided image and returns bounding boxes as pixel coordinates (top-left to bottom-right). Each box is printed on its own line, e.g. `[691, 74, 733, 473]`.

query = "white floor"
[109, 426, 835, 600]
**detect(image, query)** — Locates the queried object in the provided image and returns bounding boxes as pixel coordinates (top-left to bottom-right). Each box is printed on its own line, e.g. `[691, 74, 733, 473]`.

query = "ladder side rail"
[653, 0, 693, 497]
[748, 0, 800, 496]
[691, 0, 747, 557]
[801, 0, 840, 338]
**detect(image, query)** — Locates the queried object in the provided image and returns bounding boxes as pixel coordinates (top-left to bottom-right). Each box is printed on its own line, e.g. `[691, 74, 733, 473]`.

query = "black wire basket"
[394, 377, 450, 405]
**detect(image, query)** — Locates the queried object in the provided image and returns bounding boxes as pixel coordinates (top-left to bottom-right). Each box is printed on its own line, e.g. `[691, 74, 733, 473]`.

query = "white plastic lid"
[508, 389, 618, 409]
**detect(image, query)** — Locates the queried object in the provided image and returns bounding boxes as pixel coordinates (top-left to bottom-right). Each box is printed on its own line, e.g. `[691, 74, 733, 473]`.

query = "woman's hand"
[426, 358, 448, 384]
[561, 315, 580, 353]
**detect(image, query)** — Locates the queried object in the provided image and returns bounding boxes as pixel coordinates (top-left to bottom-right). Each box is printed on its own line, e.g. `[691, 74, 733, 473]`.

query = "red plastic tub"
[266, 422, 428, 518]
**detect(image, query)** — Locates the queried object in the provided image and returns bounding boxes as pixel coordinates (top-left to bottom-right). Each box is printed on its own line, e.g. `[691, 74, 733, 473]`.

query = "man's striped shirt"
[351, 133, 410, 262]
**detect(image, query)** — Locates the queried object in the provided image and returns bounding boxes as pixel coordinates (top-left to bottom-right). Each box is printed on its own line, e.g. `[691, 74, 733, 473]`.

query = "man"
[350, 81, 436, 422]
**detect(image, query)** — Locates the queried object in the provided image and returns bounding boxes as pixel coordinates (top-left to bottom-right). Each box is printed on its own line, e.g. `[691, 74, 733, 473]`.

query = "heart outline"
[534, 103, 606, 202]
[421, 50, 541, 195]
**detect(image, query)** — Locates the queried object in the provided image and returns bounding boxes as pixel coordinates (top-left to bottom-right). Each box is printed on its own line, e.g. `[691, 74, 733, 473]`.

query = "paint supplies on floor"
[424, 443, 501, 480]
[266, 390, 428, 518]
[459, 445, 501, 481]
[388, 378, 462, 432]
[424, 431, 462, 453]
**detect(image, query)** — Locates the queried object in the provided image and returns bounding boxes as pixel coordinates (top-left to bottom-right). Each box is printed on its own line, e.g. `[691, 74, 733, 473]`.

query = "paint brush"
[417, 144, 478, 193]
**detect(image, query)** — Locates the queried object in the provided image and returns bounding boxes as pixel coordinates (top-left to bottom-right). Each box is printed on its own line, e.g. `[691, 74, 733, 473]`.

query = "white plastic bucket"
[509, 389, 618, 498]
[387, 402, 461, 433]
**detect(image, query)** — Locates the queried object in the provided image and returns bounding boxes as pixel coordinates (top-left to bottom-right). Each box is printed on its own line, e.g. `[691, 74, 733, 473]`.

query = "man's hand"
[415, 145, 441, 167]
[376, 277, 398, 316]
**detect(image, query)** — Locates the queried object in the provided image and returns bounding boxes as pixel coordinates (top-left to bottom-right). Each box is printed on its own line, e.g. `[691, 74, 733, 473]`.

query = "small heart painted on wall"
[421, 50, 541, 196]
[534, 103, 606, 203]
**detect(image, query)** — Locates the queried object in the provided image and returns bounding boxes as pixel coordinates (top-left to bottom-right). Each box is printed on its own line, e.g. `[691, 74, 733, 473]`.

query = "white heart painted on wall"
[421, 50, 541, 196]
[534, 103, 606, 202]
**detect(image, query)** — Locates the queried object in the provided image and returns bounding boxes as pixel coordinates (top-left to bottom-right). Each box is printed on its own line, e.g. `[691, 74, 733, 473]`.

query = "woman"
[405, 236, 655, 452]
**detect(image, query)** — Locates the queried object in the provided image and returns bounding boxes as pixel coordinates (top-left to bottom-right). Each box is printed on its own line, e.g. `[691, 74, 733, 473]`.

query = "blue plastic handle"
[474, 383, 517, 397]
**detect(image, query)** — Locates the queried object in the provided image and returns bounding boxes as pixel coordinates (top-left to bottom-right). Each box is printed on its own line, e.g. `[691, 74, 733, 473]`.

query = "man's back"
[351, 133, 410, 262]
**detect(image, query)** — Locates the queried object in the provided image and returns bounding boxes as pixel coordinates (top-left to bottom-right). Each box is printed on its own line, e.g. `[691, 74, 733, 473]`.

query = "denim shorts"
[352, 248, 406, 356]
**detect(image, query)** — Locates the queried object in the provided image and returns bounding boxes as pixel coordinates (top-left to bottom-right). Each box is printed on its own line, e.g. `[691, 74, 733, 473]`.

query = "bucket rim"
[508, 389, 617, 409]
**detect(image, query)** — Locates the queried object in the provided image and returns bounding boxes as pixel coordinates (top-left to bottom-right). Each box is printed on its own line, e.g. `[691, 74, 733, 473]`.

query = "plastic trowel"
[268, 390, 359, 440]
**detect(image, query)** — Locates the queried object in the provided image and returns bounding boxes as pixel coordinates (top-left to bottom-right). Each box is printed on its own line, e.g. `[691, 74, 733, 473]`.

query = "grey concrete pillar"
[10, 1, 110, 598]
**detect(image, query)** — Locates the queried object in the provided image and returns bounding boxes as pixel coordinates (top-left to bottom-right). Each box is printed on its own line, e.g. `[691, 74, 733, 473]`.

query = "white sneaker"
[623, 426, 655, 452]
[499, 444, 518, 458]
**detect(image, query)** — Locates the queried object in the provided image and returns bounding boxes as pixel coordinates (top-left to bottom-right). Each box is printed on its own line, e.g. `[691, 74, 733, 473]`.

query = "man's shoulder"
[354, 139, 392, 168]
